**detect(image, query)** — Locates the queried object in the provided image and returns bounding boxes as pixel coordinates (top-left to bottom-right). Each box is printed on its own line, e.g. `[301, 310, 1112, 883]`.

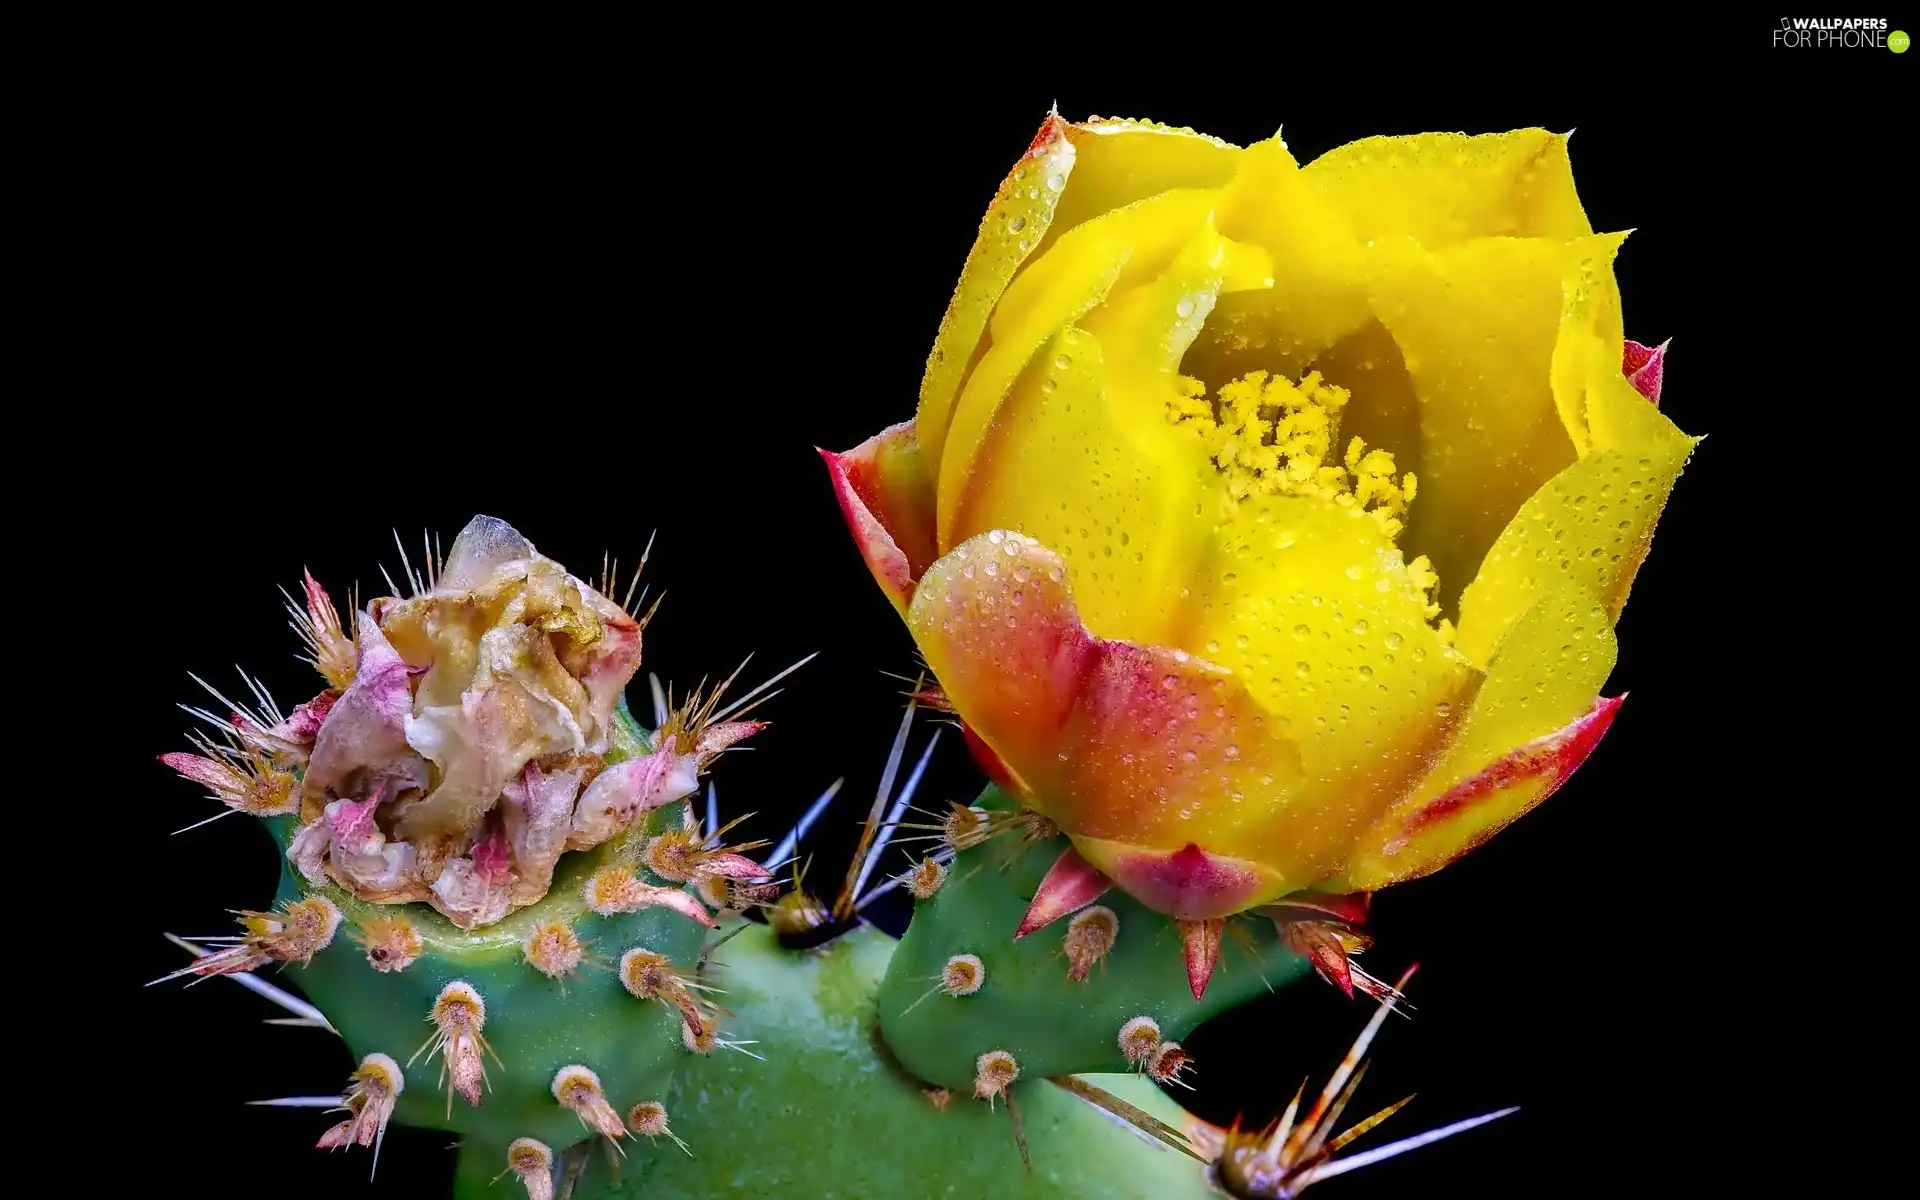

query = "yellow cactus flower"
[824, 113, 1695, 936]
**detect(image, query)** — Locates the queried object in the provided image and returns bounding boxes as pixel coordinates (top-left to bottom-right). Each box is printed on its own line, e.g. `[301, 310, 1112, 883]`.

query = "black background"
[94, 24, 1897, 1199]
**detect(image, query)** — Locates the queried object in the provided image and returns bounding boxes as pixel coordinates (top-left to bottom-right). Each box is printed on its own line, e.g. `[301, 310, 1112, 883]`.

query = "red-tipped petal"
[1622, 338, 1667, 404]
[1181, 918, 1225, 1000]
[819, 421, 940, 614]
[1336, 694, 1626, 893]
[1087, 841, 1276, 922]
[1014, 846, 1112, 938]
[907, 531, 1306, 873]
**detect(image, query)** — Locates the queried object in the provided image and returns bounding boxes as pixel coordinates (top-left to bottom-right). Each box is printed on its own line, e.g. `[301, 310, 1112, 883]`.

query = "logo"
[1773, 17, 1900, 47]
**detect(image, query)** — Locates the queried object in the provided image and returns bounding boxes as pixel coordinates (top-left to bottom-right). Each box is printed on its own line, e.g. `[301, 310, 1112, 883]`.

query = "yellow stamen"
[1169, 370, 1419, 539]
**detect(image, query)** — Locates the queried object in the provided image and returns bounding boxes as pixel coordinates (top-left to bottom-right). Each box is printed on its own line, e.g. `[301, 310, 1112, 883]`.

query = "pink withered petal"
[818, 421, 941, 614]
[397, 684, 544, 844]
[305, 614, 419, 799]
[567, 750, 698, 852]
[311, 796, 425, 901]
[286, 818, 330, 887]
[430, 856, 513, 929]
[501, 761, 583, 905]
[570, 605, 643, 750]
[1622, 338, 1668, 404]
[1014, 846, 1113, 938]
[472, 823, 513, 888]
[329, 792, 385, 856]
[277, 689, 340, 743]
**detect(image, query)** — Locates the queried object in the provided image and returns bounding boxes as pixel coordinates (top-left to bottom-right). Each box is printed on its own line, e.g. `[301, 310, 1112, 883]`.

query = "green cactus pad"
[268, 703, 711, 1153]
[556, 922, 1217, 1198]
[877, 807, 1310, 1090]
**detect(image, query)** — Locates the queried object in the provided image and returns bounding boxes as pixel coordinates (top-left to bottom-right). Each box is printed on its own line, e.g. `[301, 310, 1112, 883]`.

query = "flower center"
[1168, 369, 1418, 538]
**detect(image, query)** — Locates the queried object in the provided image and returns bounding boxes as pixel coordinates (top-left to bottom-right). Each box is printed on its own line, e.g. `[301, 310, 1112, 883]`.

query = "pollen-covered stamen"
[974, 1050, 1020, 1106]
[551, 1065, 626, 1142]
[1169, 369, 1417, 533]
[908, 857, 947, 900]
[626, 1100, 691, 1156]
[1148, 1042, 1194, 1088]
[314, 1052, 404, 1175]
[522, 921, 588, 985]
[583, 868, 715, 927]
[410, 981, 498, 1114]
[502, 1138, 555, 1200]
[160, 735, 300, 820]
[352, 915, 422, 973]
[1118, 1016, 1162, 1069]
[284, 569, 359, 690]
[620, 947, 716, 1030]
[160, 896, 341, 981]
[1064, 905, 1119, 983]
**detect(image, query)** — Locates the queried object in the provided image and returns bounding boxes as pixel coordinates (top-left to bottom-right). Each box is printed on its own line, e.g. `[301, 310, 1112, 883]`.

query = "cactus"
[156, 516, 1518, 1198]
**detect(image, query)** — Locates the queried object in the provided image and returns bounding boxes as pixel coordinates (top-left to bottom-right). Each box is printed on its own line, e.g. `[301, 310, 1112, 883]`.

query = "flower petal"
[916, 112, 1077, 465]
[941, 228, 1237, 646]
[936, 188, 1222, 551]
[1033, 117, 1242, 260]
[820, 421, 940, 612]
[1364, 232, 1627, 612]
[1302, 129, 1592, 248]
[1175, 492, 1479, 852]
[1330, 693, 1624, 893]
[1420, 581, 1617, 797]
[906, 530, 1312, 899]
[1013, 845, 1113, 938]
[1455, 349, 1698, 666]
[304, 614, 418, 800]
[1184, 136, 1372, 385]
